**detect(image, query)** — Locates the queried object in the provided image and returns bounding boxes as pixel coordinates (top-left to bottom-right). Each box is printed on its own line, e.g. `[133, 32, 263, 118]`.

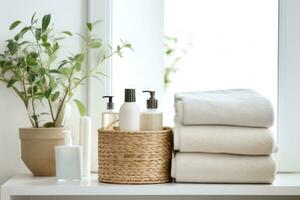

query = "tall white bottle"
[119, 88, 140, 131]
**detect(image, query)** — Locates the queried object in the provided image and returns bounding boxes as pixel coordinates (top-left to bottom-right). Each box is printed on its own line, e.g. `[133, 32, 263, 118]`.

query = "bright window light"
[164, 0, 278, 128]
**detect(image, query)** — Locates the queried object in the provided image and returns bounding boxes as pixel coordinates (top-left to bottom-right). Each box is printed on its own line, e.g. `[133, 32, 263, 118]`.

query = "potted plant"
[0, 13, 131, 176]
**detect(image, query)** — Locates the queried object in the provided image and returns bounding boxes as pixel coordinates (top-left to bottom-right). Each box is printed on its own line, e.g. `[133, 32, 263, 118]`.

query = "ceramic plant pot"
[19, 128, 67, 176]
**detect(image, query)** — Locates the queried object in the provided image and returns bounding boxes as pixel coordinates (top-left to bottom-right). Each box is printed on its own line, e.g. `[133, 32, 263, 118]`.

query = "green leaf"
[124, 43, 133, 50]
[74, 99, 86, 116]
[62, 31, 72, 36]
[42, 14, 51, 32]
[44, 88, 52, 98]
[42, 42, 51, 47]
[14, 27, 30, 41]
[31, 13, 37, 25]
[7, 79, 17, 88]
[51, 91, 60, 102]
[88, 41, 101, 48]
[27, 59, 38, 66]
[43, 122, 54, 127]
[9, 20, 21, 30]
[49, 69, 61, 74]
[86, 22, 92, 31]
[42, 34, 48, 43]
[28, 74, 35, 83]
[32, 115, 38, 121]
[75, 53, 85, 63]
[95, 71, 108, 78]
[68, 56, 75, 62]
[19, 41, 29, 46]
[166, 49, 173, 55]
[40, 112, 50, 116]
[52, 42, 59, 53]
[59, 67, 71, 76]
[45, 46, 52, 55]
[58, 60, 69, 69]
[74, 63, 81, 71]
[32, 85, 38, 94]
[30, 51, 38, 58]
[7, 40, 18, 54]
[54, 37, 65, 41]
[35, 28, 41, 40]
[49, 76, 57, 88]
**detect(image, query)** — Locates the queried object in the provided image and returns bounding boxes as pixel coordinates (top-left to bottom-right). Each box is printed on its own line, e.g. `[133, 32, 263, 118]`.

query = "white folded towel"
[175, 89, 274, 127]
[171, 153, 276, 183]
[174, 124, 274, 155]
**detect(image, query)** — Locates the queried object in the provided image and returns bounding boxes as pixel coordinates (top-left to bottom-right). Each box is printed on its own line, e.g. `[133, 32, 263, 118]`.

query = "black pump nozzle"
[102, 96, 114, 110]
[142, 90, 158, 109]
[125, 89, 136, 102]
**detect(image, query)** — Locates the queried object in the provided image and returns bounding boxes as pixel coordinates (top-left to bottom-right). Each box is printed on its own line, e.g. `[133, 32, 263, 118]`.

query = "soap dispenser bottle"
[140, 90, 163, 131]
[119, 89, 140, 131]
[102, 96, 119, 130]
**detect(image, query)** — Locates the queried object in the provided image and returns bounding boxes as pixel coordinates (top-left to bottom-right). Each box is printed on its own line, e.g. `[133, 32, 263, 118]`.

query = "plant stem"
[48, 100, 55, 122]
[54, 88, 68, 127]
[54, 65, 76, 127]
[30, 28, 44, 69]
[26, 105, 36, 127]
[30, 27, 56, 127]
[21, 77, 36, 127]
[31, 87, 38, 128]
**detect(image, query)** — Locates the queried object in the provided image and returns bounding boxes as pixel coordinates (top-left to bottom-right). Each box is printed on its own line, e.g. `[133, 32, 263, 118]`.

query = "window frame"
[275, 0, 300, 172]
[87, 0, 113, 172]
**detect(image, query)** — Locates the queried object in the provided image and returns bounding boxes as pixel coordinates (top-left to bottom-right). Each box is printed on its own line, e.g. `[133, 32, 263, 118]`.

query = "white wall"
[0, 0, 87, 187]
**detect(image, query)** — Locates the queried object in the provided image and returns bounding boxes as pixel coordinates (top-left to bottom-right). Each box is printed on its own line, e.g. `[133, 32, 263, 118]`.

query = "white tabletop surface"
[2, 173, 300, 196]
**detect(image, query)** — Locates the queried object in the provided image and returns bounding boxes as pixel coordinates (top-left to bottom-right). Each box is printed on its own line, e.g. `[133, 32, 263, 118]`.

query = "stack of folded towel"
[171, 89, 276, 183]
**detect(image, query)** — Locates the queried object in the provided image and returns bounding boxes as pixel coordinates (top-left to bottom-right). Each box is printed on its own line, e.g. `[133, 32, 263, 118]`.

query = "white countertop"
[2, 173, 300, 196]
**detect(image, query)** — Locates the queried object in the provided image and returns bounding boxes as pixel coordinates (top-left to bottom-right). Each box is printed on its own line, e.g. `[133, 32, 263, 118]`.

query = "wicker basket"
[98, 127, 173, 184]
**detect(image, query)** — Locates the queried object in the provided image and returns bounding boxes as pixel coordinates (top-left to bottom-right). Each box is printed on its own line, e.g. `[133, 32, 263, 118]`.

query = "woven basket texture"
[98, 127, 173, 184]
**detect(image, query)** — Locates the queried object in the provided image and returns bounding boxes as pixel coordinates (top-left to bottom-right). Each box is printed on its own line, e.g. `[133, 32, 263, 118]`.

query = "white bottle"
[119, 88, 140, 131]
[55, 130, 82, 181]
[140, 90, 163, 131]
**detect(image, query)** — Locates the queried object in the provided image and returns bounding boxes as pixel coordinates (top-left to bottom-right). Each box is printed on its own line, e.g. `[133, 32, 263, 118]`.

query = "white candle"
[79, 116, 91, 177]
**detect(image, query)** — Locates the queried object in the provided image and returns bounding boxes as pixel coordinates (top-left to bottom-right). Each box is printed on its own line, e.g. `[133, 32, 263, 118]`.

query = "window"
[163, 0, 278, 128]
